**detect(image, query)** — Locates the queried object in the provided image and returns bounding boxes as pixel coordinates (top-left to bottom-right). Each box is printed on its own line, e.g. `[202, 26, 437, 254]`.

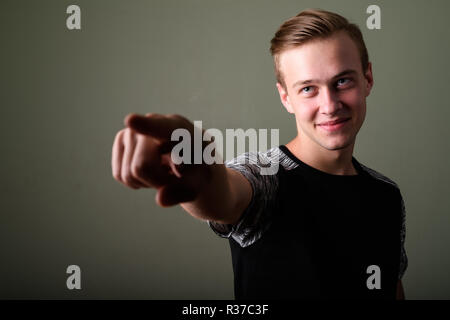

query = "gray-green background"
[1, 0, 449, 299]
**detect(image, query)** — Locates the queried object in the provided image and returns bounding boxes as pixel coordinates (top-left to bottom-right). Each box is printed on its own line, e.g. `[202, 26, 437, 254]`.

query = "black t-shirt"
[209, 145, 408, 299]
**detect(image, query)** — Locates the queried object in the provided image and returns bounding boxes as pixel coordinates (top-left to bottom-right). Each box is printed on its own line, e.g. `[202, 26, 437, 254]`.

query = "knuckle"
[121, 128, 129, 140]
[112, 171, 121, 181]
[124, 127, 132, 136]
[130, 163, 145, 178]
[124, 128, 136, 143]
[114, 129, 125, 141]
[122, 172, 133, 185]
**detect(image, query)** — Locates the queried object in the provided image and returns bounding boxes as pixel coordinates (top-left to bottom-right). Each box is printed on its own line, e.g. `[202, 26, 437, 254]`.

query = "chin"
[321, 139, 353, 151]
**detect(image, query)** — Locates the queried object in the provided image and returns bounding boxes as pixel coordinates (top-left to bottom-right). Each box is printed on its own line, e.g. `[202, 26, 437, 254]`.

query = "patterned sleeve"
[398, 193, 408, 280]
[207, 150, 280, 248]
[358, 162, 409, 281]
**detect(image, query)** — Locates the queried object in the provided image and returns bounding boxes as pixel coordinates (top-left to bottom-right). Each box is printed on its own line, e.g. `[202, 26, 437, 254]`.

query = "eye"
[300, 86, 314, 94]
[336, 78, 351, 87]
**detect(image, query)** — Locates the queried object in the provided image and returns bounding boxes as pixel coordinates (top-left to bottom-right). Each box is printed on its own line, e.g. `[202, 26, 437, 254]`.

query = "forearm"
[180, 164, 241, 224]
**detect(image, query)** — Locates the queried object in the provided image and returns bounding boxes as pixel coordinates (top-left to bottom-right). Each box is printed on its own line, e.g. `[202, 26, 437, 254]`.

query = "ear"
[364, 62, 374, 97]
[276, 82, 295, 114]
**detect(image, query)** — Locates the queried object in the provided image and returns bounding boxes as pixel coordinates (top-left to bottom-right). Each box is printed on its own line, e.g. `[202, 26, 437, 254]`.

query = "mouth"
[317, 117, 351, 132]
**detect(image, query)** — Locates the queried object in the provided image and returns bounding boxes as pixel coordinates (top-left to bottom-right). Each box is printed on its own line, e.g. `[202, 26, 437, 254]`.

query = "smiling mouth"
[317, 117, 351, 132]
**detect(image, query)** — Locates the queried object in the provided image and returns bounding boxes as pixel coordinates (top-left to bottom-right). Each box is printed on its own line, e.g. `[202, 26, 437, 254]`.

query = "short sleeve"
[207, 150, 280, 248]
[398, 193, 408, 280]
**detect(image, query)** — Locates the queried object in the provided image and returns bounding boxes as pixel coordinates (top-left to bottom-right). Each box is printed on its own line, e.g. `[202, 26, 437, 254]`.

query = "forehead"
[279, 31, 362, 86]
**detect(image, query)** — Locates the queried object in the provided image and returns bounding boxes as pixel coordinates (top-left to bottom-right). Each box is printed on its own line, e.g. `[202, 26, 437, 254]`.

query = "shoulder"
[357, 161, 401, 193]
[225, 146, 299, 173]
[356, 160, 409, 280]
[357, 160, 406, 219]
[209, 146, 297, 247]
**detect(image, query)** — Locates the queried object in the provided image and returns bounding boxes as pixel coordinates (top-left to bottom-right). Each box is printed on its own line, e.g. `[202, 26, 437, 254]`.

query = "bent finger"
[120, 128, 146, 189]
[130, 134, 178, 188]
[112, 129, 125, 181]
[125, 113, 191, 142]
[155, 181, 198, 207]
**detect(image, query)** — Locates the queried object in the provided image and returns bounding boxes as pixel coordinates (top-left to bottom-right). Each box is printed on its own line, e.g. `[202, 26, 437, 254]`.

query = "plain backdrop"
[1, 0, 449, 299]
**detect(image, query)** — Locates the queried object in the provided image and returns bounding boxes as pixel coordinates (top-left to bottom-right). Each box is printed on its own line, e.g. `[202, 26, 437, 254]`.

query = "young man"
[112, 9, 407, 299]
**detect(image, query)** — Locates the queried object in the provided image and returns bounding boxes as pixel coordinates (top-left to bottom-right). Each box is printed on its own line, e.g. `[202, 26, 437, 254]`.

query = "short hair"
[270, 8, 369, 90]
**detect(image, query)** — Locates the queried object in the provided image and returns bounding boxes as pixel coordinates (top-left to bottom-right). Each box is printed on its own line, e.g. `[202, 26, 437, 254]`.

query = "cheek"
[341, 91, 366, 126]
[291, 99, 317, 122]
[343, 86, 365, 107]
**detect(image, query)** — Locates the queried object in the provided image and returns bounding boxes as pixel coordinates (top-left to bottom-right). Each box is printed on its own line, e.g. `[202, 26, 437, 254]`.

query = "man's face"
[276, 31, 373, 152]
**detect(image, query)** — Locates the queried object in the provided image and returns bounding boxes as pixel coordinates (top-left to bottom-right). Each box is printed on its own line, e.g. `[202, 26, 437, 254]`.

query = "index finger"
[125, 113, 190, 141]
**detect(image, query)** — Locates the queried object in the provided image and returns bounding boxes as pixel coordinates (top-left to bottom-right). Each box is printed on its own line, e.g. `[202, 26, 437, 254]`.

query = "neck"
[285, 135, 357, 176]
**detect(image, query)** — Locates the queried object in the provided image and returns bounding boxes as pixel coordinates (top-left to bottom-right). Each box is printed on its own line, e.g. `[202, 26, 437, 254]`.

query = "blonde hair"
[270, 9, 369, 89]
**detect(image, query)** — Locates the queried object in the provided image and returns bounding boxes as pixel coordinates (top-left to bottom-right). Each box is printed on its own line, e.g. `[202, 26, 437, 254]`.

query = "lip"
[317, 117, 351, 132]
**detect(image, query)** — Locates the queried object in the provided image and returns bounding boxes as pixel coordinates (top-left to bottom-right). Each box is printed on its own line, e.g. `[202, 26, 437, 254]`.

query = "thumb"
[155, 182, 198, 207]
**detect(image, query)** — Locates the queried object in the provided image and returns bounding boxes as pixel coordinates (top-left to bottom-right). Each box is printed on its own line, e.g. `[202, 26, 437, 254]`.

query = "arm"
[112, 113, 252, 225]
[180, 164, 252, 225]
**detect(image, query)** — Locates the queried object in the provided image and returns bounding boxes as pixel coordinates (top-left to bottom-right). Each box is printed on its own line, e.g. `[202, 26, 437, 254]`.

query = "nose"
[319, 86, 341, 115]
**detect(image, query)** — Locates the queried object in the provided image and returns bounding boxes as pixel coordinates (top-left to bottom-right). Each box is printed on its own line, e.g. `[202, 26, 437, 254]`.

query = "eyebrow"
[292, 69, 358, 89]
